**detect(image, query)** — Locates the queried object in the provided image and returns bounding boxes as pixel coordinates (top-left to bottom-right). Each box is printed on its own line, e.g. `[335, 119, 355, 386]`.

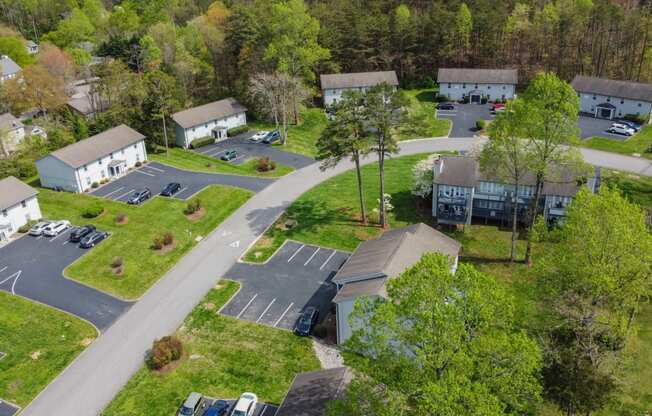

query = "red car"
[491, 103, 505, 111]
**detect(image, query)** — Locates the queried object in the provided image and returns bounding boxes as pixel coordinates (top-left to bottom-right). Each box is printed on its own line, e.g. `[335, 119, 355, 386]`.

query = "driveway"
[91, 161, 274, 203]
[0, 400, 19, 416]
[194, 133, 315, 170]
[578, 115, 633, 140]
[437, 103, 494, 138]
[21, 138, 652, 416]
[221, 241, 349, 330]
[0, 233, 132, 331]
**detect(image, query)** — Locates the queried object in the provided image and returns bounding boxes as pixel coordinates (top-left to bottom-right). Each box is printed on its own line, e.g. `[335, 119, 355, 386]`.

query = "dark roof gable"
[571, 75, 652, 102]
[437, 68, 518, 84]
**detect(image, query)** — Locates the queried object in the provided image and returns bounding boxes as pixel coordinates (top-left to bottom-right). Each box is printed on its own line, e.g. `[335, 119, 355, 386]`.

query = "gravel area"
[312, 339, 344, 369]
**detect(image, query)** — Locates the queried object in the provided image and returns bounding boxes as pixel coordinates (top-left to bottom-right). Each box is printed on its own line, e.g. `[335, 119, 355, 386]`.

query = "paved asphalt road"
[21, 138, 652, 416]
[0, 232, 131, 331]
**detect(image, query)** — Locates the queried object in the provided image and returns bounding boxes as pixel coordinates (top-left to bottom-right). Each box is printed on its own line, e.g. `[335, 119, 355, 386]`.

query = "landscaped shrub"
[135, 161, 142, 167]
[227, 125, 250, 137]
[111, 257, 123, 268]
[163, 232, 174, 246]
[189, 137, 215, 149]
[623, 114, 647, 124]
[100, 178, 109, 184]
[480, 96, 488, 104]
[115, 213, 128, 224]
[476, 119, 487, 131]
[184, 198, 202, 215]
[435, 94, 451, 103]
[18, 220, 36, 233]
[91, 182, 99, 189]
[82, 202, 104, 218]
[461, 96, 470, 104]
[151, 235, 164, 250]
[146, 336, 183, 370]
[255, 157, 276, 172]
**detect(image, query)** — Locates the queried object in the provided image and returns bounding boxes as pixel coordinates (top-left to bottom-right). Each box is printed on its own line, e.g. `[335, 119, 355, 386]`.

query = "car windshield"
[180, 406, 194, 416]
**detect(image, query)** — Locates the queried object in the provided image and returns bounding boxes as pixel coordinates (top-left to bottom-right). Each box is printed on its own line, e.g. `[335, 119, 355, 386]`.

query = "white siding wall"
[0, 196, 42, 234]
[323, 86, 398, 106]
[335, 299, 356, 345]
[438, 82, 516, 101]
[577, 92, 652, 120]
[1, 126, 25, 155]
[37, 140, 148, 193]
[176, 112, 247, 148]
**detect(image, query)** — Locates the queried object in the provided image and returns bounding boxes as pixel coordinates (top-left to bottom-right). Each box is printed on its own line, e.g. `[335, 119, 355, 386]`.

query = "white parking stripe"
[134, 169, 155, 177]
[256, 298, 276, 323]
[198, 147, 216, 154]
[62, 240, 69, 246]
[176, 187, 188, 196]
[100, 186, 124, 199]
[237, 294, 258, 318]
[11, 270, 21, 295]
[0, 270, 20, 286]
[114, 189, 135, 201]
[319, 250, 337, 270]
[0, 266, 7, 273]
[274, 302, 294, 327]
[145, 165, 165, 173]
[287, 244, 305, 263]
[50, 229, 71, 242]
[304, 247, 320, 266]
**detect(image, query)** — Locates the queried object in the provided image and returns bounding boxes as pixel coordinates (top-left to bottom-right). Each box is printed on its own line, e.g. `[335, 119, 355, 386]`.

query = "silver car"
[43, 220, 71, 237]
[29, 221, 51, 236]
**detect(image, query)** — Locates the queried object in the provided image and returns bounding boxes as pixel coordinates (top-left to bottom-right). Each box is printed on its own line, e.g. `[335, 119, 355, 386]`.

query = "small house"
[0, 113, 25, 157]
[171, 98, 247, 148]
[0, 55, 21, 83]
[437, 68, 517, 102]
[26, 41, 39, 55]
[320, 71, 399, 106]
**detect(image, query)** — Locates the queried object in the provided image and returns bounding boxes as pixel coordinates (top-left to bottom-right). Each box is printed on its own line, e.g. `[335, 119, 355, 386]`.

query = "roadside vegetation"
[399, 89, 451, 140]
[40, 185, 252, 299]
[0, 292, 96, 408]
[150, 147, 294, 177]
[582, 125, 652, 158]
[103, 280, 320, 415]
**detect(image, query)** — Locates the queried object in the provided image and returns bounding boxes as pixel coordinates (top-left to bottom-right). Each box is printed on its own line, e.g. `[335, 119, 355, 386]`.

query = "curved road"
[22, 138, 652, 416]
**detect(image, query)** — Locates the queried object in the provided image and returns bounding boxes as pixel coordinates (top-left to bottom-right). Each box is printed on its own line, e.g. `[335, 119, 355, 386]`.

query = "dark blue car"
[261, 130, 281, 144]
[203, 400, 229, 416]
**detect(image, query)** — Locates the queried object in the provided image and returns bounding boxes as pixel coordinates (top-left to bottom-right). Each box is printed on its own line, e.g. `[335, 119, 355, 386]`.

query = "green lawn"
[150, 147, 294, 177]
[399, 89, 451, 140]
[104, 280, 320, 415]
[40, 185, 252, 299]
[582, 124, 652, 158]
[0, 292, 97, 407]
[242, 153, 652, 414]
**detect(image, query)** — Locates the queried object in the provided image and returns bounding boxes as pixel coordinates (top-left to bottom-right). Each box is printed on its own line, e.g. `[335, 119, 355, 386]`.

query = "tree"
[332, 253, 542, 415]
[411, 153, 439, 199]
[44, 8, 95, 49]
[454, 3, 472, 65]
[316, 90, 371, 224]
[521, 72, 580, 265]
[364, 83, 406, 228]
[37, 42, 75, 84]
[4, 64, 67, 116]
[481, 99, 531, 261]
[537, 187, 652, 415]
[0, 36, 33, 67]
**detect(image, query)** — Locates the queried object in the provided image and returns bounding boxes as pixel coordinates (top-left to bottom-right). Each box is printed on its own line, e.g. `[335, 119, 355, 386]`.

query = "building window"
[21, 200, 26, 208]
[502, 86, 506, 90]
[479, 181, 504, 195]
[2, 210, 6, 217]
[86, 177, 91, 185]
[447, 83, 451, 88]
[133, 144, 137, 149]
[638, 103, 642, 107]
[101, 171, 105, 178]
[487, 85, 491, 89]
[83, 165, 88, 171]
[122, 149, 125, 155]
[621, 99, 624, 104]
[593, 96, 596, 100]
[98, 159, 102, 165]
[462, 83, 466, 89]
[474, 84, 478, 89]
[606, 98, 611, 102]
[110, 152, 114, 159]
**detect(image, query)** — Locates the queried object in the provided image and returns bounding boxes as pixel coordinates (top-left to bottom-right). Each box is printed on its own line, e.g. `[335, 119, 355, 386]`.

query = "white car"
[608, 123, 635, 136]
[249, 131, 269, 142]
[29, 221, 51, 236]
[43, 220, 71, 237]
[231, 392, 258, 416]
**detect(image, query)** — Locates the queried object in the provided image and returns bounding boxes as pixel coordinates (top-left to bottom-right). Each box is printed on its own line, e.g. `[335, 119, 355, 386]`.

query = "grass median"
[0, 292, 97, 408]
[40, 185, 252, 299]
[103, 280, 320, 415]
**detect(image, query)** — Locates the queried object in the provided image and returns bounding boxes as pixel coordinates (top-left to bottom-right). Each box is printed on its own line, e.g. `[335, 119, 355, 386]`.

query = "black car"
[295, 306, 319, 336]
[203, 400, 229, 416]
[220, 150, 237, 161]
[161, 182, 182, 197]
[69, 225, 96, 242]
[437, 102, 455, 110]
[261, 130, 281, 144]
[127, 188, 152, 205]
[79, 231, 108, 249]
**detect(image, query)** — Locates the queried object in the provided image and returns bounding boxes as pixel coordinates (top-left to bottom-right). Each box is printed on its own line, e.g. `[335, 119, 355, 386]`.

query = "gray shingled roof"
[571, 75, 652, 102]
[0, 113, 24, 132]
[437, 68, 518, 84]
[171, 98, 247, 129]
[320, 71, 399, 90]
[0, 55, 21, 77]
[333, 223, 461, 287]
[332, 278, 387, 303]
[275, 368, 352, 416]
[44, 124, 145, 168]
[0, 176, 38, 211]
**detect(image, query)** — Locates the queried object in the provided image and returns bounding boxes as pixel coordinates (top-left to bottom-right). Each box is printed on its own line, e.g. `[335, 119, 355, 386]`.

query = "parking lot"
[578, 115, 630, 140]
[436, 103, 494, 138]
[0, 232, 132, 331]
[194, 133, 315, 170]
[91, 161, 273, 203]
[220, 241, 349, 331]
[192, 397, 277, 416]
[0, 399, 19, 416]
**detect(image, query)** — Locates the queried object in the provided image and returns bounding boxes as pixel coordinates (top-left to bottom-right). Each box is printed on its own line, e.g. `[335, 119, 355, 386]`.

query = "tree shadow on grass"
[415, 90, 437, 103]
[391, 190, 434, 226]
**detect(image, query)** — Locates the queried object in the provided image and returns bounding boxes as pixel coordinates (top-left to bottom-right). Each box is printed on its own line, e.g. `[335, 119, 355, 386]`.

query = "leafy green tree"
[537, 186, 652, 415]
[316, 90, 371, 224]
[364, 83, 406, 228]
[520, 72, 580, 264]
[333, 253, 543, 415]
[44, 8, 95, 49]
[454, 3, 472, 65]
[0, 36, 33, 67]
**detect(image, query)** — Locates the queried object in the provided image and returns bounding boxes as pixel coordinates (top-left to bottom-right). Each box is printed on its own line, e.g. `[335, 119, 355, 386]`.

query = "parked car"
[617, 120, 641, 132]
[161, 182, 182, 197]
[231, 393, 258, 416]
[437, 102, 455, 110]
[249, 131, 269, 142]
[491, 103, 505, 111]
[608, 123, 635, 136]
[43, 220, 71, 237]
[127, 188, 152, 205]
[204, 400, 229, 416]
[261, 130, 281, 144]
[295, 306, 319, 337]
[177, 392, 205, 416]
[221, 150, 238, 161]
[69, 225, 96, 242]
[29, 221, 51, 236]
[79, 231, 108, 249]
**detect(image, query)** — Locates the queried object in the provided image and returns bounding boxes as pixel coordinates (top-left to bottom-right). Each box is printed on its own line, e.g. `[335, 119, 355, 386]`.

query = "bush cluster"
[111, 256, 123, 268]
[255, 157, 276, 172]
[189, 137, 215, 149]
[476, 119, 487, 131]
[146, 336, 183, 370]
[227, 125, 250, 137]
[624, 114, 647, 124]
[18, 221, 36, 233]
[91, 182, 99, 188]
[115, 213, 127, 223]
[184, 198, 202, 215]
[82, 202, 104, 218]
[151, 232, 175, 250]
